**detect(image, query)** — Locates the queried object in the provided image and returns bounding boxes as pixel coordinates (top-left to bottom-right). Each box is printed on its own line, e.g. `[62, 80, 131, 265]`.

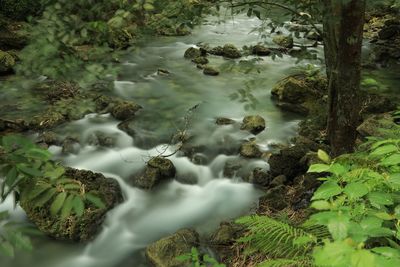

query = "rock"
[192, 56, 209, 65]
[0, 50, 15, 74]
[252, 44, 271, 56]
[30, 111, 66, 130]
[62, 137, 80, 154]
[203, 66, 219, 76]
[108, 28, 133, 49]
[111, 101, 142, 121]
[216, 117, 235, 125]
[378, 25, 399, 40]
[268, 145, 309, 179]
[239, 140, 262, 158]
[146, 229, 199, 267]
[38, 131, 59, 146]
[88, 131, 115, 147]
[259, 185, 289, 211]
[157, 68, 170, 76]
[361, 93, 397, 115]
[245, 168, 271, 186]
[271, 74, 327, 115]
[19, 168, 123, 241]
[184, 47, 201, 59]
[222, 44, 242, 59]
[270, 175, 287, 187]
[357, 113, 400, 139]
[305, 31, 323, 41]
[210, 222, 237, 245]
[272, 35, 294, 49]
[132, 157, 176, 189]
[209, 46, 224, 56]
[223, 158, 247, 178]
[240, 115, 266, 135]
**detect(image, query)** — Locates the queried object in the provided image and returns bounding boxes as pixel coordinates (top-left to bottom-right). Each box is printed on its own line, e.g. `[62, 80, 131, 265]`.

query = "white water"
[0, 14, 323, 267]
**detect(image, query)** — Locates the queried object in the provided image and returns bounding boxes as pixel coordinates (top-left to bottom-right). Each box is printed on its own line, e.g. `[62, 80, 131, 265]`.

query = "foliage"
[177, 247, 226, 267]
[0, 211, 36, 258]
[0, 134, 105, 257]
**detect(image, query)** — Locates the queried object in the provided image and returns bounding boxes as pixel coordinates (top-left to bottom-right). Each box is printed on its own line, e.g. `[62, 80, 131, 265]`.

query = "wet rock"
[252, 44, 271, 56]
[111, 101, 142, 121]
[239, 140, 262, 158]
[378, 25, 399, 40]
[95, 95, 113, 112]
[223, 158, 247, 178]
[203, 66, 219, 76]
[357, 113, 400, 139]
[210, 222, 237, 245]
[19, 168, 123, 242]
[184, 47, 201, 59]
[62, 137, 80, 154]
[108, 28, 133, 49]
[42, 81, 79, 103]
[146, 228, 199, 267]
[0, 50, 15, 74]
[132, 157, 176, 189]
[260, 185, 289, 211]
[272, 35, 294, 49]
[240, 115, 266, 135]
[216, 117, 235, 125]
[245, 168, 271, 186]
[271, 74, 327, 115]
[222, 44, 242, 59]
[192, 56, 209, 65]
[30, 111, 66, 130]
[88, 131, 115, 147]
[305, 31, 323, 41]
[209, 46, 224, 56]
[157, 68, 170, 76]
[270, 175, 287, 187]
[38, 131, 59, 146]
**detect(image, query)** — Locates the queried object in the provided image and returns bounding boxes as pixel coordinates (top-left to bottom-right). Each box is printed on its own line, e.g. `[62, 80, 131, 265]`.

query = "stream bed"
[1, 14, 327, 267]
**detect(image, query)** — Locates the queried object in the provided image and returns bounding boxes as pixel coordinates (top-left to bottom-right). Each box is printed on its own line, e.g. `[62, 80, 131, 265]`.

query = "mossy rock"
[132, 157, 176, 189]
[222, 44, 242, 59]
[357, 113, 400, 139]
[0, 0, 41, 20]
[19, 168, 123, 242]
[192, 56, 208, 65]
[108, 28, 134, 49]
[239, 140, 262, 158]
[184, 47, 202, 59]
[252, 44, 271, 56]
[240, 115, 266, 135]
[203, 66, 219, 76]
[146, 228, 199, 267]
[111, 101, 142, 121]
[0, 50, 15, 74]
[272, 35, 294, 49]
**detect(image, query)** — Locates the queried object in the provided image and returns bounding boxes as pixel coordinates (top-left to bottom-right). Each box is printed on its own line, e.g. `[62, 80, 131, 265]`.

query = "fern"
[259, 256, 315, 267]
[236, 215, 318, 258]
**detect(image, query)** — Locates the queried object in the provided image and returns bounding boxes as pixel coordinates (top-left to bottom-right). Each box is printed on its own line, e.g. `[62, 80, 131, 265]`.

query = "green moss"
[0, 50, 15, 73]
[0, 0, 41, 20]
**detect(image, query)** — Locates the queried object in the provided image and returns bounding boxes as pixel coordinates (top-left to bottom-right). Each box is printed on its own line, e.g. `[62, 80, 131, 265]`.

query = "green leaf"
[0, 241, 15, 257]
[372, 247, 400, 258]
[72, 196, 85, 216]
[16, 165, 42, 177]
[33, 188, 57, 207]
[50, 192, 67, 216]
[26, 148, 52, 160]
[388, 174, 400, 189]
[344, 182, 369, 200]
[328, 163, 348, 176]
[374, 212, 395, 221]
[318, 150, 331, 164]
[351, 249, 376, 267]
[328, 216, 350, 240]
[308, 163, 330, 173]
[27, 183, 52, 200]
[313, 240, 353, 266]
[312, 181, 343, 200]
[381, 153, 400, 166]
[85, 193, 106, 209]
[311, 200, 331, 210]
[9, 231, 33, 251]
[371, 144, 398, 157]
[368, 192, 393, 208]
[44, 165, 65, 180]
[60, 195, 74, 220]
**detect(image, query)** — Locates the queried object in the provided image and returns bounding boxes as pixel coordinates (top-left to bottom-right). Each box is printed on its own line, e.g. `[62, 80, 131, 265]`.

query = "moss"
[222, 44, 242, 59]
[0, 50, 15, 74]
[107, 28, 134, 49]
[272, 35, 294, 49]
[0, 0, 41, 20]
[19, 168, 123, 242]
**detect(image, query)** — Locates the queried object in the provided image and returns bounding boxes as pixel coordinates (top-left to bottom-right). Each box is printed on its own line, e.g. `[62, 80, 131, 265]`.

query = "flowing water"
[1, 15, 326, 267]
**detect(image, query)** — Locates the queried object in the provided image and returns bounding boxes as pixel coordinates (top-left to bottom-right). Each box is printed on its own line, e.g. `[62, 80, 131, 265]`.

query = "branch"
[224, 0, 323, 37]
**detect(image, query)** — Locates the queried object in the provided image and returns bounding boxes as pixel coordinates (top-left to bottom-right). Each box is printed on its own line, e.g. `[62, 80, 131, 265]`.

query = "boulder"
[132, 157, 176, 189]
[216, 117, 235, 125]
[210, 222, 237, 245]
[19, 168, 123, 241]
[209, 46, 224, 56]
[184, 47, 202, 59]
[378, 25, 399, 40]
[252, 44, 271, 56]
[268, 144, 309, 179]
[111, 101, 142, 121]
[146, 228, 199, 267]
[107, 28, 133, 49]
[239, 140, 262, 158]
[357, 113, 400, 139]
[203, 66, 219, 76]
[192, 56, 209, 65]
[0, 50, 15, 74]
[240, 115, 266, 135]
[305, 31, 323, 41]
[272, 35, 294, 49]
[222, 44, 242, 59]
[259, 185, 289, 211]
[245, 167, 271, 186]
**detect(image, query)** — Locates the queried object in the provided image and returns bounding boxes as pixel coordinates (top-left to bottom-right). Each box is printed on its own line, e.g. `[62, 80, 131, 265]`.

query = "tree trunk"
[323, 0, 366, 156]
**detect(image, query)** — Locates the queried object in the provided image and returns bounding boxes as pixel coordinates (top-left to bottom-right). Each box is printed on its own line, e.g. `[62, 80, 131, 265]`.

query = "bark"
[323, 0, 366, 156]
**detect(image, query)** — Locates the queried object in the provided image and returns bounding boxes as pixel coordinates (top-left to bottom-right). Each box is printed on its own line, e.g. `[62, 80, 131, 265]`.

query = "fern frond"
[236, 215, 316, 258]
[259, 256, 315, 267]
